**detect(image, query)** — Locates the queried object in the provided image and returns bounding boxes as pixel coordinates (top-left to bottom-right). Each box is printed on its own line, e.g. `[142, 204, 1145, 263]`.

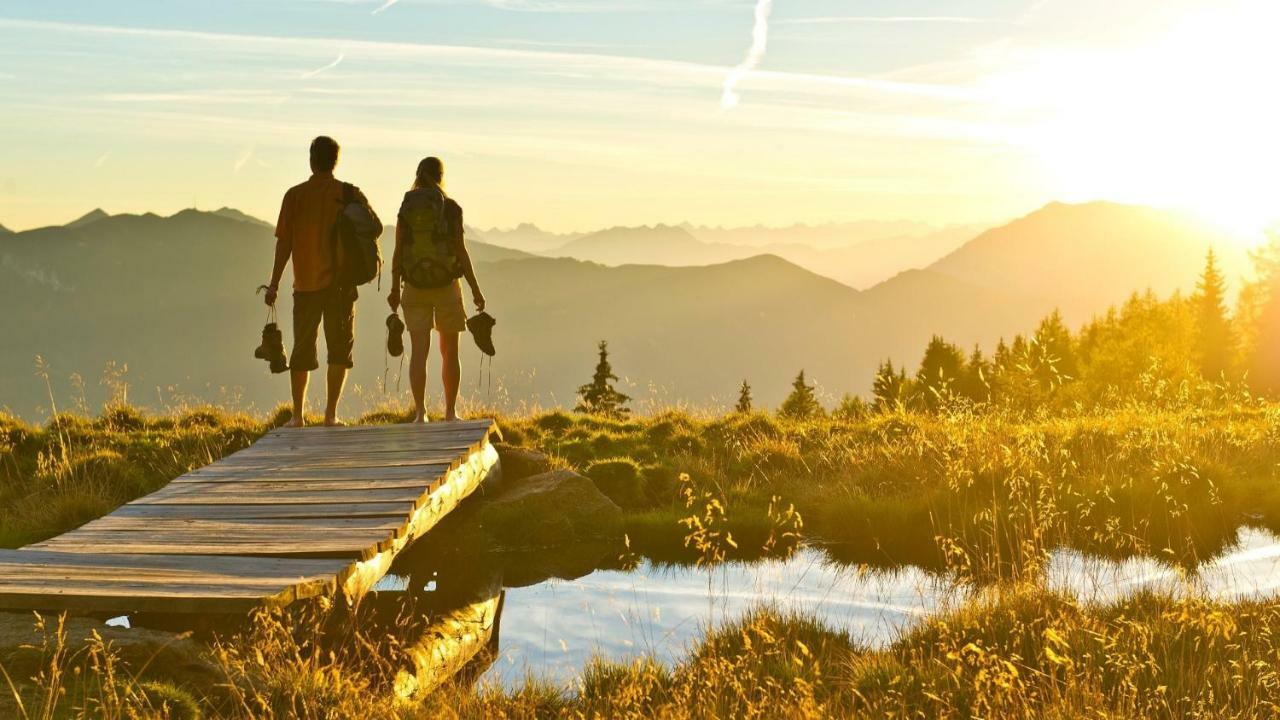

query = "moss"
[585, 457, 647, 509]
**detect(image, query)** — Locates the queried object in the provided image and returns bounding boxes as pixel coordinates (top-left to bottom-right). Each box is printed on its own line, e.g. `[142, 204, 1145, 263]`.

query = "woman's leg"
[438, 330, 461, 420]
[408, 329, 431, 423]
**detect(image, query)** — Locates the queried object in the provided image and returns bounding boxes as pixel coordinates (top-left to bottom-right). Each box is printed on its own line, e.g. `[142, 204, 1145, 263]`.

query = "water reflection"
[386, 526, 1280, 689]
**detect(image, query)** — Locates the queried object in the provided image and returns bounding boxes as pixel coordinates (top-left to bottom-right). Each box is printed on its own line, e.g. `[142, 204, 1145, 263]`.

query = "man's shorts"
[291, 286, 357, 371]
[402, 281, 467, 334]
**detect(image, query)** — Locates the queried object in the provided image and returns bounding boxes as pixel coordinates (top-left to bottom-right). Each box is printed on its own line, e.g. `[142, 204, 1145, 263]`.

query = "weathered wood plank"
[109, 503, 414, 520]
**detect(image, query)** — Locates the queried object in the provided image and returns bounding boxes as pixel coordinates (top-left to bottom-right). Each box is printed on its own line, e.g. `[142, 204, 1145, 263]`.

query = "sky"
[0, 0, 1276, 235]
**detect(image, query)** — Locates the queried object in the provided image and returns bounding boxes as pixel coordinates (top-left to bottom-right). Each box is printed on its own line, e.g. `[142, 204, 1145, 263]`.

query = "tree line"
[574, 241, 1280, 419]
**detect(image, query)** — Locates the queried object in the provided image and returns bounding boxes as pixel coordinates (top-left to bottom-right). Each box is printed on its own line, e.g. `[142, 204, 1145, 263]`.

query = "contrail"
[371, 0, 400, 14]
[301, 52, 345, 78]
[94, 151, 111, 168]
[720, 0, 773, 110]
[234, 149, 254, 173]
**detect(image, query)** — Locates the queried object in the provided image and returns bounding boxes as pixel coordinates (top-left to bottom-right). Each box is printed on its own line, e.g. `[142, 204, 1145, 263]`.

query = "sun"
[1006, 0, 1280, 241]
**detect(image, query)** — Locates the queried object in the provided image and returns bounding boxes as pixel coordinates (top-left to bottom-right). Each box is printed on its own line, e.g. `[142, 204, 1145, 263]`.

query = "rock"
[494, 443, 553, 483]
[0, 611, 221, 709]
[475, 469, 623, 549]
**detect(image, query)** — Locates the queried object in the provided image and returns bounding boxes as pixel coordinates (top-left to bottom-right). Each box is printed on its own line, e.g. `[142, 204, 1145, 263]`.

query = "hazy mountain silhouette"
[532, 222, 975, 288]
[65, 208, 110, 229]
[212, 207, 273, 228]
[0, 223, 10, 235]
[0, 202, 1252, 419]
[469, 223, 583, 253]
[927, 201, 1249, 324]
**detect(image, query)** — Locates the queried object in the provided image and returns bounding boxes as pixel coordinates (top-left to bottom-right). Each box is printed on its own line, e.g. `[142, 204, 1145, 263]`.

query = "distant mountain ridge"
[0, 201, 1253, 420]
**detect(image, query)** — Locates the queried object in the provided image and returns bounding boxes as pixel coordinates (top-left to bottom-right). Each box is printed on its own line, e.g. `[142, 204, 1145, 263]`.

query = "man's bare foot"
[283, 416, 304, 428]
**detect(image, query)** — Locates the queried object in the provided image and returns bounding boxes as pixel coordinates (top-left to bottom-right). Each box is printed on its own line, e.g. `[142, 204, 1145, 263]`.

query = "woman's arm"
[388, 222, 405, 310]
[451, 202, 485, 312]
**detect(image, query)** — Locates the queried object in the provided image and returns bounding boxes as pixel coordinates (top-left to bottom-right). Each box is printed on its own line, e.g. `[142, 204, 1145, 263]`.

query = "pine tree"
[574, 341, 632, 418]
[916, 335, 967, 409]
[1030, 310, 1078, 389]
[872, 359, 909, 409]
[1193, 249, 1235, 379]
[957, 345, 991, 402]
[779, 370, 823, 420]
[735, 380, 754, 413]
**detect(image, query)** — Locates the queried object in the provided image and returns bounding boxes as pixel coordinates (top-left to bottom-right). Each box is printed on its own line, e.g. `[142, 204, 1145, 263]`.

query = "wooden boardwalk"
[0, 420, 499, 615]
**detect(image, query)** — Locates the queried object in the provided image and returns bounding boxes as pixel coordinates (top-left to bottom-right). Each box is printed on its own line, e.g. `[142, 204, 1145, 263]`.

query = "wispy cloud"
[720, 0, 773, 110]
[301, 52, 345, 78]
[782, 16, 995, 26]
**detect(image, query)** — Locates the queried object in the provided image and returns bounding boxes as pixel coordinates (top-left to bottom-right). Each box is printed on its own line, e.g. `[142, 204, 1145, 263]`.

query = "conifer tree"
[916, 336, 966, 408]
[575, 341, 631, 418]
[957, 345, 991, 402]
[872, 359, 909, 409]
[779, 370, 823, 420]
[735, 380, 753, 413]
[1193, 249, 1235, 379]
[1031, 310, 1078, 388]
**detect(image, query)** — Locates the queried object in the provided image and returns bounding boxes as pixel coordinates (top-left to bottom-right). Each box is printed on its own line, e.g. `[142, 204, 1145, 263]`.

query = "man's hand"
[472, 287, 486, 313]
[387, 287, 401, 312]
[263, 284, 279, 307]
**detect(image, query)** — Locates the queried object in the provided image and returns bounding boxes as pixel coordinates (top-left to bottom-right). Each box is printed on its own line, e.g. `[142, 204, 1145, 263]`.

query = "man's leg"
[322, 287, 357, 426]
[439, 330, 461, 421]
[409, 330, 431, 423]
[324, 364, 348, 426]
[287, 291, 324, 427]
[286, 370, 308, 427]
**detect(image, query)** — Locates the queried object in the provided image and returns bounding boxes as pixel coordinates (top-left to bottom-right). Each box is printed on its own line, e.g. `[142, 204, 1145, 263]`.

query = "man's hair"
[310, 136, 340, 173]
[414, 157, 444, 188]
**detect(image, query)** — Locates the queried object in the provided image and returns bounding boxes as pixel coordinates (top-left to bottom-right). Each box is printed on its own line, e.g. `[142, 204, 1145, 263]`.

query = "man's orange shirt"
[275, 173, 345, 292]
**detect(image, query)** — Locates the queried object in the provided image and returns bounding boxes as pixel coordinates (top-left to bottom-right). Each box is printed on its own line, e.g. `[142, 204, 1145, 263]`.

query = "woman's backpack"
[331, 183, 383, 287]
[400, 187, 463, 289]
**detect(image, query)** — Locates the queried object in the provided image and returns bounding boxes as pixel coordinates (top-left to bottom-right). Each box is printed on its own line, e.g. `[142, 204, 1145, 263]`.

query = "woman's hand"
[472, 287, 487, 313]
[387, 286, 401, 312]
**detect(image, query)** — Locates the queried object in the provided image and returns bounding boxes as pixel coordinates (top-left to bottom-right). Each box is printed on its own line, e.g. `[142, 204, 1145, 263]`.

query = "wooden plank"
[76, 517, 404, 532]
[0, 549, 349, 578]
[29, 540, 383, 559]
[108, 503, 413, 520]
[176, 466, 451, 481]
[145, 479, 442, 499]
[132, 486, 432, 505]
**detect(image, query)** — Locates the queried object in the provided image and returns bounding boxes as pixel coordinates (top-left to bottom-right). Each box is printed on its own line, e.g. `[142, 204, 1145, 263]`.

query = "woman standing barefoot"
[387, 157, 486, 422]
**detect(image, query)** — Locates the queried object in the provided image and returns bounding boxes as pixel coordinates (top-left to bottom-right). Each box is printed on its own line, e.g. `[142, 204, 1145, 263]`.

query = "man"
[264, 136, 370, 427]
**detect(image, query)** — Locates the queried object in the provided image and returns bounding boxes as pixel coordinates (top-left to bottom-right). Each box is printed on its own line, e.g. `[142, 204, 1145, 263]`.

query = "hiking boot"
[255, 322, 289, 374]
[465, 312, 497, 356]
[386, 313, 405, 358]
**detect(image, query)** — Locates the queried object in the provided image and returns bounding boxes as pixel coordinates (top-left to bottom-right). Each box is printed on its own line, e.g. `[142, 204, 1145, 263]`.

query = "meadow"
[3, 387, 1280, 718]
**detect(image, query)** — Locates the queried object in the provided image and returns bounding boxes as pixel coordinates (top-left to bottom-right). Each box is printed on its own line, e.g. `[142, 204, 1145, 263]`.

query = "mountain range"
[0, 201, 1251, 419]
[470, 221, 978, 289]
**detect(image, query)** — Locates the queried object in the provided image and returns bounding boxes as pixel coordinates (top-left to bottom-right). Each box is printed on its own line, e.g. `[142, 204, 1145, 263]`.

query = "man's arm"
[265, 192, 293, 306]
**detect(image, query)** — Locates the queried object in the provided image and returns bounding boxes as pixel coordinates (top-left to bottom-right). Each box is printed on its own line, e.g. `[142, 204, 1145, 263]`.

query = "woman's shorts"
[402, 281, 467, 334]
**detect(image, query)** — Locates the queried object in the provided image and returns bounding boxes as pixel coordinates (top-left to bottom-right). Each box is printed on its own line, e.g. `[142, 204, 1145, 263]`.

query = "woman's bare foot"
[283, 416, 304, 428]
[442, 413, 463, 422]
[411, 412, 427, 424]
[324, 417, 346, 427]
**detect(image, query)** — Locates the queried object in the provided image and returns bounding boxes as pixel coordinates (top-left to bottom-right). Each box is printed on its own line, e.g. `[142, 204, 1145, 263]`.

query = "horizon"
[2, 0, 1278, 239]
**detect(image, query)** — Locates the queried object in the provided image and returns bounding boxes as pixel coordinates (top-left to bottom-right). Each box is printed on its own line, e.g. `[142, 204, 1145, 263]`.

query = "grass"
[5, 397, 1280, 717]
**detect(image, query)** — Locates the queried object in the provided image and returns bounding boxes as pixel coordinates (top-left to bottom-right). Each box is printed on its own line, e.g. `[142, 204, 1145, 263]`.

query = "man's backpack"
[331, 183, 383, 288]
[400, 186, 463, 289]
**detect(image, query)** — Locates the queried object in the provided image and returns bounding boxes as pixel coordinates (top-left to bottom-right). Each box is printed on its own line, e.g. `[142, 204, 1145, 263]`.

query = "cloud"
[301, 52, 345, 78]
[720, 0, 773, 110]
[781, 16, 995, 26]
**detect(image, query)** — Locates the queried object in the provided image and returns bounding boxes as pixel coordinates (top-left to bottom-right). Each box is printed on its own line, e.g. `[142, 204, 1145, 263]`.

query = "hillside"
[928, 201, 1249, 324]
[0, 202, 1254, 419]
[469, 223, 582, 253]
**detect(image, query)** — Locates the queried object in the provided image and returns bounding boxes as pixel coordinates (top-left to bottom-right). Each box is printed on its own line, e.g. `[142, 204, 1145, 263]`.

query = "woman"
[388, 157, 486, 422]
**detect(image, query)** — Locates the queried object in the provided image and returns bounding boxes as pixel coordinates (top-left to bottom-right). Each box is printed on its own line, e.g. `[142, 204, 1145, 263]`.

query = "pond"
[368, 525, 1280, 690]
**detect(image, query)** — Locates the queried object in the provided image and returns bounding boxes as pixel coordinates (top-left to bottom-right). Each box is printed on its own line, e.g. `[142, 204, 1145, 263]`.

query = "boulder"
[474, 469, 623, 549]
[493, 443, 553, 483]
[0, 611, 219, 714]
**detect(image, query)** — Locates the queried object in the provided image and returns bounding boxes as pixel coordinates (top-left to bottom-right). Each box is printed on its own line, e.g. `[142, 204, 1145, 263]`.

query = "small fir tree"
[872, 359, 909, 409]
[915, 335, 967, 408]
[779, 370, 823, 420]
[575, 341, 632, 418]
[735, 380, 753, 413]
[1193, 249, 1235, 379]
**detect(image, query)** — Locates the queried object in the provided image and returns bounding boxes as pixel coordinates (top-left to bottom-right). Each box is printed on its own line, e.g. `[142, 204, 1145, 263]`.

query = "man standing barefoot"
[263, 136, 370, 427]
